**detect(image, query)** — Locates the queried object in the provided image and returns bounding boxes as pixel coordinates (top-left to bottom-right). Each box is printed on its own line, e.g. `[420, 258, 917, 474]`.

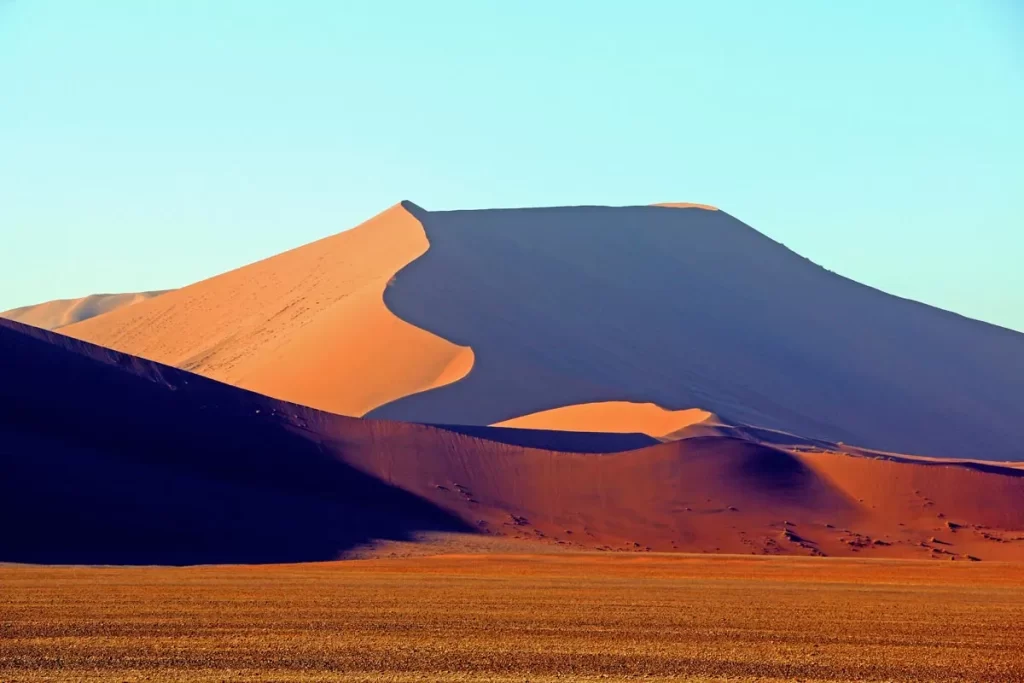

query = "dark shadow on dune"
[427, 423, 656, 453]
[372, 204, 1024, 461]
[0, 320, 471, 565]
[660, 436, 858, 510]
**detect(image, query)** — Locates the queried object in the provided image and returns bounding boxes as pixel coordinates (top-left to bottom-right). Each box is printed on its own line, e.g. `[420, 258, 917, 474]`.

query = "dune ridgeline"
[58, 201, 1024, 461]
[1, 291, 170, 331]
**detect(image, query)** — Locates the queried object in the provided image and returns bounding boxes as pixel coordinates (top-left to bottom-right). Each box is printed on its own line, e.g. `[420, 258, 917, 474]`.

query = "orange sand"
[4, 554, 1023, 682]
[495, 401, 714, 439]
[5, 317, 1023, 564]
[651, 201, 719, 210]
[61, 202, 472, 416]
[1, 291, 168, 330]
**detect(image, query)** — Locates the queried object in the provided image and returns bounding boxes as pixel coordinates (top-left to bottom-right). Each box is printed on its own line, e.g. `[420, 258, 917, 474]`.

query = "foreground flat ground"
[2, 553, 1023, 682]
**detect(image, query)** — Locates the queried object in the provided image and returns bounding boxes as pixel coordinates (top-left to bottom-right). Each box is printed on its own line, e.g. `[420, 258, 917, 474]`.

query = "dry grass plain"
[2, 553, 1023, 682]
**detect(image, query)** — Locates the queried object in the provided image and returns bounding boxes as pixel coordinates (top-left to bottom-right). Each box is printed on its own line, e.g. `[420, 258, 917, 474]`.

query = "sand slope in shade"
[61, 202, 472, 417]
[1, 291, 169, 330]
[370, 204, 1024, 461]
[3, 318, 1023, 565]
[494, 401, 714, 439]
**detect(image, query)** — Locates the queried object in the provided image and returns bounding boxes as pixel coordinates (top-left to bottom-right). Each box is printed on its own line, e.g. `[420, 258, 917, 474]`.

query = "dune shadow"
[0, 320, 471, 565]
[427, 423, 657, 453]
[372, 204, 1024, 461]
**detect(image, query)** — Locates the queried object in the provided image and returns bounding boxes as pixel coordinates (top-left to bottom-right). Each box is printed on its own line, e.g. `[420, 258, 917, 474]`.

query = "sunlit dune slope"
[495, 401, 715, 439]
[62, 202, 472, 417]
[1, 291, 169, 330]
[370, 203, 1024, 460]
[3, 318, 1022, 564]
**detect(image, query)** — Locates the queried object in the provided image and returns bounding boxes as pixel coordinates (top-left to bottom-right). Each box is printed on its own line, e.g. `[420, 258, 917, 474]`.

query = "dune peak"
[651, 202, 719, 211]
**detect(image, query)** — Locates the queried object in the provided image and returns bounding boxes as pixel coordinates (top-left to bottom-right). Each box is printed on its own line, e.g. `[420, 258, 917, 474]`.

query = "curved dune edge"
[62, 202, 474, 417]
[5, 317, 1024, 563]
[494, 401, 716, 439]
[651, 202, 719, 211]
[1, 291, 170, 331]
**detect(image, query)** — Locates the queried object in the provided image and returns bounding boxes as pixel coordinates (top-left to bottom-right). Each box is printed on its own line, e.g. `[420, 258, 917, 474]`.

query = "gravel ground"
[1, 553, 1022, 682]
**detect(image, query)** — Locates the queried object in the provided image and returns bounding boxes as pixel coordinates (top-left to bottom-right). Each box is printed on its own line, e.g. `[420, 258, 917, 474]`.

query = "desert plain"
[3, 551, 1023, 682]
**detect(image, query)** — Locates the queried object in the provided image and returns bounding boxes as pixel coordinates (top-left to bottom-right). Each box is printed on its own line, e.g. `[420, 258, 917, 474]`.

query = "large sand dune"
[3, 318, 1022, 564]
[371, 204, 1024, 461]
[59, 202, 1024, 460]
[1, 291, 169, 330]
[61, 203, 471, 417]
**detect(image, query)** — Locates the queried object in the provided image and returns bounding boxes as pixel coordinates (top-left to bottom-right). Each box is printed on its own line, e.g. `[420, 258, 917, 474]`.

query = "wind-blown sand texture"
[62, 203, 471, 416]
[0, 290, 169, 330]
[60, 202, 1024, 459]
[3, 318, 1022, 565]
[2, 554, 1023, 682]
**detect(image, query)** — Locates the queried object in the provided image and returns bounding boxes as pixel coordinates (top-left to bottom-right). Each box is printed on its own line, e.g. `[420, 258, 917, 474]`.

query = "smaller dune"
[651, 202, 719, 210]
[494, 401, 715, 439]
[1, 291, 170, 330]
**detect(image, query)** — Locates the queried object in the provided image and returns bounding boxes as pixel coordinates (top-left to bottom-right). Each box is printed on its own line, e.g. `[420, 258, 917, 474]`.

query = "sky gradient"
[2, 0, 1022, 331]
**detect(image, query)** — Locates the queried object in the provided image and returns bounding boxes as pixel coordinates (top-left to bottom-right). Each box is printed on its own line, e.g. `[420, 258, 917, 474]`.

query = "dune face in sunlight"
[494, 401, 714, 439]
[61, 202, 472, 417]
[651, 201, 719, 210]
[3, 318, 1023, 565]
[1, 291, 170, 330]
[54, 201, 1024, 460]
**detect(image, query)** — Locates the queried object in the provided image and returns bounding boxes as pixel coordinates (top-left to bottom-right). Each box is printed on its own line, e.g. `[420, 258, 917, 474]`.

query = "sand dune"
[370, 204, 1024, 460]
[652, 201, 719, 210]
[62, 202, 472, 417]
[58, 202, 1024, 460]
[495, 401, 714, 439]
[3, 318, 1022, 564]
[1, 291, 169, 330]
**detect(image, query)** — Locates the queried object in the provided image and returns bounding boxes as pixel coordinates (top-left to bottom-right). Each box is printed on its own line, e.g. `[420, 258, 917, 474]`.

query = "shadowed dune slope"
[1, 291, 170, 330]
[370, 204, 1024, 461]
[3, 319, 1023, 563]
[61, 202, 472, 417]
[0, 319, 471, 565]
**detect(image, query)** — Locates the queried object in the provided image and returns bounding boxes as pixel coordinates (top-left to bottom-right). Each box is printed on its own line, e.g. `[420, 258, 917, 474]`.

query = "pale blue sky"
[2, 0, 1022, 330]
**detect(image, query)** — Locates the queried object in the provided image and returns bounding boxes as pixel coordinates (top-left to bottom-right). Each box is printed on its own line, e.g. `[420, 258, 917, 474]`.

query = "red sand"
[3, 317, 1022, 564]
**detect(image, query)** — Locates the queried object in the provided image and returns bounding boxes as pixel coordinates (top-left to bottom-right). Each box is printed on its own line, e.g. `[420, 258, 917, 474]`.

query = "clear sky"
[2, 0, 1022, 331]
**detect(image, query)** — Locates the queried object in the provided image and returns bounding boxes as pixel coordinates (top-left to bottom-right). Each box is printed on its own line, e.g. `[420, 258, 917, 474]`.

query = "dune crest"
[1, 291, 170, 331]
[495, 401, 714, 439]
[61, 202, 473, 417]
[651, 201, 719, 210]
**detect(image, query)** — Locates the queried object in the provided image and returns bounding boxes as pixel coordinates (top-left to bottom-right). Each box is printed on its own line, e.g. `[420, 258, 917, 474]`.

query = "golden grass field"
[2, 553, 1023, 682]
